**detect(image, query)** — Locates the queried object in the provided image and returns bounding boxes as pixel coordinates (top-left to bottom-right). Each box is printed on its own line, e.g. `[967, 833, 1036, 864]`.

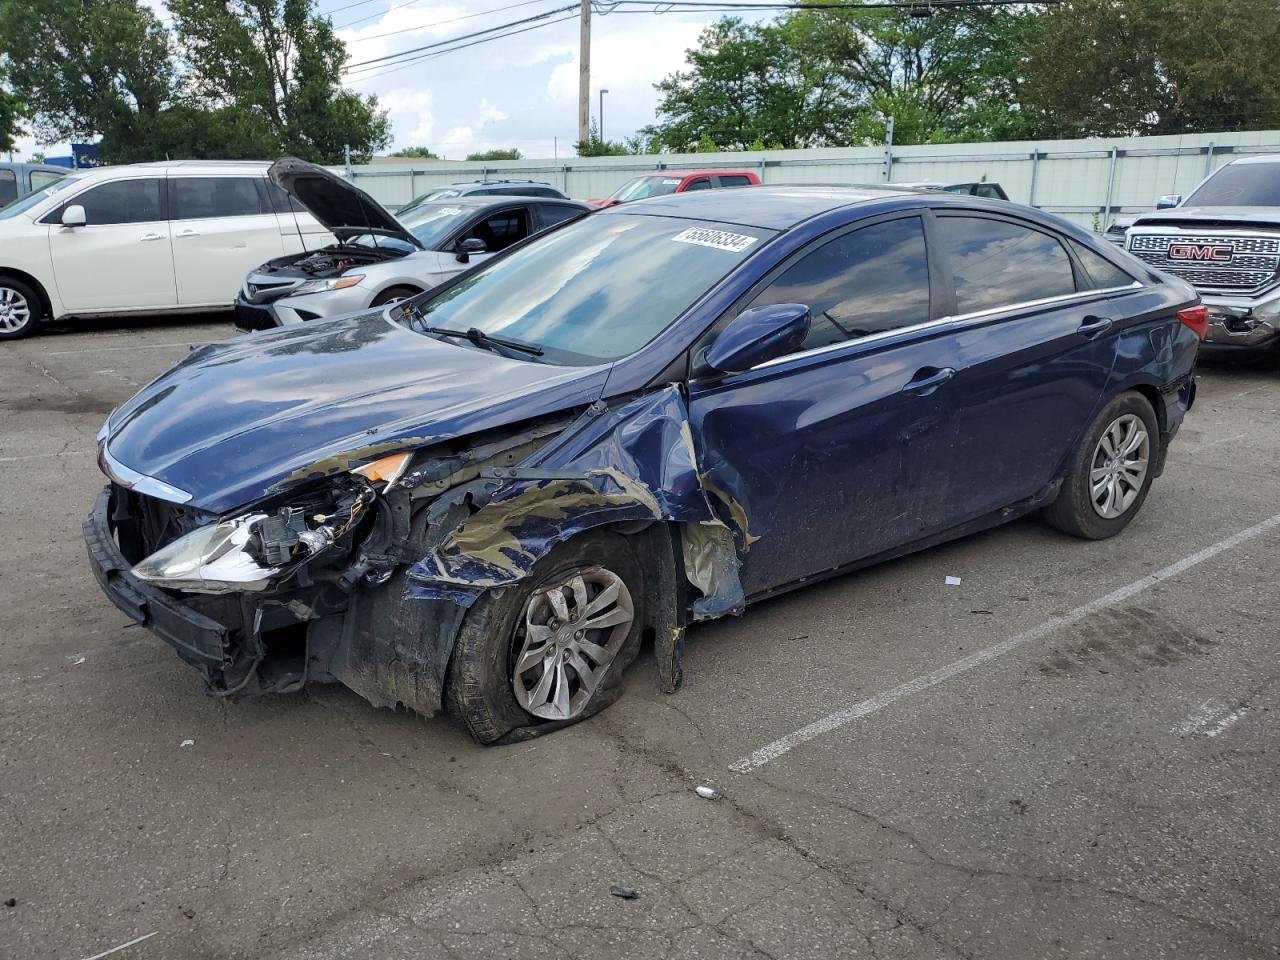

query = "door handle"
[901, 366, 956, 396]
[139, 232, 165, 242]
[176, 229, 200, 238]
[1077, 315, 1114, 338]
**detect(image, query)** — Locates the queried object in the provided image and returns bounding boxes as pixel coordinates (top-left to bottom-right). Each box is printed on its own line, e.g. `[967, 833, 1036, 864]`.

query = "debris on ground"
[695, 785, 722, 800]
[4, 898, 15, 908]
[179, 739, 195, 748]
[944, 576, 962, 586]
[609, 884, 640, 900]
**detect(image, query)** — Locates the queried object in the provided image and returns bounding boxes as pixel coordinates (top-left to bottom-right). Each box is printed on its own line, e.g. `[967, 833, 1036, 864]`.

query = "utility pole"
[578, 0, 590, 145]
[600, 88, 609, 143]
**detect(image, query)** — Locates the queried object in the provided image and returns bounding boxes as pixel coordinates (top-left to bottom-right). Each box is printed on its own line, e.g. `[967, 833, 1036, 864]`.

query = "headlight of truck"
[292, 274, 365, 295]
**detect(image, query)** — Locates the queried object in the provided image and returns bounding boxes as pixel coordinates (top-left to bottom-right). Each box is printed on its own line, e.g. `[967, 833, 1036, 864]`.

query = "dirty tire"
[445, 530, 646, 745]
[0, 277, 43, 340]
[1043, 390, 1160, 540]
[371, 285, 421, 308]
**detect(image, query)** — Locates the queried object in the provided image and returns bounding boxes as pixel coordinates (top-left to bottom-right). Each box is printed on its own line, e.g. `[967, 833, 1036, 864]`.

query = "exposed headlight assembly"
[292, 274, 366, 295]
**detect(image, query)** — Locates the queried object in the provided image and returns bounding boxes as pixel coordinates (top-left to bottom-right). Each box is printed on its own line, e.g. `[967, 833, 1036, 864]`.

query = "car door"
[44, 177, 177, 311]
[687, 214, 959, 597]
[169, 176, 287, 305]
[928, 211, 1129, 523]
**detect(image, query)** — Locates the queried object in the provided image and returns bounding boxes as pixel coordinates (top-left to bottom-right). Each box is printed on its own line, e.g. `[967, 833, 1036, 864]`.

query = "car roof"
[600, 184, 918, 230]
[412, 195, 588, 211]
[62, 161, 274, 181]
[629, 170, 756, 179]
[1226, 154, 1280, 166]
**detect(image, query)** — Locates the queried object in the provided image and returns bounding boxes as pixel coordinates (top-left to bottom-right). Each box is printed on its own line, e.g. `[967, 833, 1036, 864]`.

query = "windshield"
[402, 213, 774, 364]
[1185, 163, 1280, 207]
[399, 203, 474, 248]
[609, 176, 683, 203]
[0, 175, 80, 220]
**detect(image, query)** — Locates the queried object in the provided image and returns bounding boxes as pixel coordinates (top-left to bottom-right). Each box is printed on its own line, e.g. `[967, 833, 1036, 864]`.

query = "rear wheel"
[445, 531, 645, 744]
[371, 285, 421, 308]
[1043, 392, 1160, 540]
[0, 278, 42, 340]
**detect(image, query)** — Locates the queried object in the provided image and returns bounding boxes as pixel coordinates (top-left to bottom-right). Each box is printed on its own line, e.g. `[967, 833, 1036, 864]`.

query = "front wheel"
[0, 278, 42, 340]
[445, 530, 646, 744]
[371, 285, 421, 308]
[1043, 391, 1160, 540]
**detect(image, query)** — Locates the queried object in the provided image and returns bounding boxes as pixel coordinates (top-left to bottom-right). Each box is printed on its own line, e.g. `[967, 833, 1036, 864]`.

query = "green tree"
[1020, 0, 1280, 137]
[465, 147, 521, 161]
[167, 0, 390, 161]
[0, 83, 22, 154]
[575, 120, 629, 157]
[389, 146, 439, 158]
[0, 0, 179, 160]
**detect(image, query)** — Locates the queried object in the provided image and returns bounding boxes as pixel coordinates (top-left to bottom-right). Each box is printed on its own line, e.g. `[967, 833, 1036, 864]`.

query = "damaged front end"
[86, 386, 750, 730]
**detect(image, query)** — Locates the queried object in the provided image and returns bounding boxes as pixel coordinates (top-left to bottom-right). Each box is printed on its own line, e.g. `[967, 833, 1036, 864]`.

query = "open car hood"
[269, 157, 423, 249]
[100, 313, 610, 514]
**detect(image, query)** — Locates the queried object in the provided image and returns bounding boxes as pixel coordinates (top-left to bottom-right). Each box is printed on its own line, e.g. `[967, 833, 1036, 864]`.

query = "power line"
[345, 0, 555, 43]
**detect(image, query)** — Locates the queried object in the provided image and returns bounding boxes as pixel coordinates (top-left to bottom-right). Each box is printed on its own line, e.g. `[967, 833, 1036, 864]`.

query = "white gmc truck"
[1124, 155, 1280, 357]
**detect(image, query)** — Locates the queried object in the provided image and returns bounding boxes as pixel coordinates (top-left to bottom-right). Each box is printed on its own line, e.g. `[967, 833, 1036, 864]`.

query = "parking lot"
[0, 317, 1277, 960]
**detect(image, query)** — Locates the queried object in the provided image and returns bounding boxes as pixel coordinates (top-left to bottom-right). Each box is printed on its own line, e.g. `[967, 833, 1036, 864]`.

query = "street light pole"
[600, 89, 609, 143]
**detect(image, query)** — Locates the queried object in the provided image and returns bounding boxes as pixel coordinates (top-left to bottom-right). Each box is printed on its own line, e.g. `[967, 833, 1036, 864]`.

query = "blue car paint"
[405, 385, 745, 617]
[90, 186, 1201, 722]
[102, 312, 612, 514]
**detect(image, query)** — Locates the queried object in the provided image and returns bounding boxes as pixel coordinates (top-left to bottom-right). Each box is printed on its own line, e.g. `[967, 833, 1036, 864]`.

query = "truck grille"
[1127, 233, 1280, 293]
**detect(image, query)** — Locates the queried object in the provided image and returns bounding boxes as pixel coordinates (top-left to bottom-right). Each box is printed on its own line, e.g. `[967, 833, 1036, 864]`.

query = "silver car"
[235, 159, 590, 330]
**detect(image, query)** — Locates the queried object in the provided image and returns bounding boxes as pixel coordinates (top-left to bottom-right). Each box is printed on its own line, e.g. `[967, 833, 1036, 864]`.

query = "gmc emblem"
[1167, 243, 1234, 262]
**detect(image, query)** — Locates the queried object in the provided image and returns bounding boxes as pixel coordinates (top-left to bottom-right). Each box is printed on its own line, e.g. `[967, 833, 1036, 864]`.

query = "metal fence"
[345, 130, 1280, 230]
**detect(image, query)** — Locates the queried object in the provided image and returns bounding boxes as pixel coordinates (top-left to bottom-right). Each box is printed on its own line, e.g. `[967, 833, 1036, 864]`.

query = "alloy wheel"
[512, 566, 634, 720]
[0, 286, 31, 333]
[1089, 413, 1150, 519]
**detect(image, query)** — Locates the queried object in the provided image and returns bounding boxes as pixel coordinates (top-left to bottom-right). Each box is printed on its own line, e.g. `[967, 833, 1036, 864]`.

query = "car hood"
[270, 157, 423, 249]
[1130, 206, 1280, 230]
[101, 312, 611, 514]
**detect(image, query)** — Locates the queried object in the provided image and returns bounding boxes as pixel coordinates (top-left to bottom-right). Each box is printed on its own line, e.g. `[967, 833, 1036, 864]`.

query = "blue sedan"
[86, 186, 1204, 743]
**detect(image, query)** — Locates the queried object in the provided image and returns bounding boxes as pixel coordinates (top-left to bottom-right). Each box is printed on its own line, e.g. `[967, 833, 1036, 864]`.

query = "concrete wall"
[346, 130, 1280, 230]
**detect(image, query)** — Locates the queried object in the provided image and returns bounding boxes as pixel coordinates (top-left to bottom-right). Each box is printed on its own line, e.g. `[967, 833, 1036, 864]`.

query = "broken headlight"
[131, 480, 377, 594]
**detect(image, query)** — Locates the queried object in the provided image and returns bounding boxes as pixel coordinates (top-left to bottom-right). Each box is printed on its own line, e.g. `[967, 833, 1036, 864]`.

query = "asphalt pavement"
[1, 315, 1277, 960]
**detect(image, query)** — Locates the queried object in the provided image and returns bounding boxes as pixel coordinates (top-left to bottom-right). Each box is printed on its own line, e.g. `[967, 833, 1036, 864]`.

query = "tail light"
[1177, 305, 1209, 339]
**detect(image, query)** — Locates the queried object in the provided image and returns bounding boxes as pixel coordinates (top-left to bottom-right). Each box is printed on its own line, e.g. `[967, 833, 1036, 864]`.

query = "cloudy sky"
[14, 0, 776, 162]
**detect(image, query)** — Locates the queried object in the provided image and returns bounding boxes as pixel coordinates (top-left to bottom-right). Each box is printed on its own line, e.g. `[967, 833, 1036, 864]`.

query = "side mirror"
[704, 303, 811, 375]
[61, 204, 86, 227]
[455, 237, 486, 263]
[1156, 194, 1182, 210]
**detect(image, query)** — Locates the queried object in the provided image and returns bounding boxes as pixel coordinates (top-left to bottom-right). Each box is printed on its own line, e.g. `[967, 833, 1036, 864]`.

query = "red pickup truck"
[588, 170, 760, 208]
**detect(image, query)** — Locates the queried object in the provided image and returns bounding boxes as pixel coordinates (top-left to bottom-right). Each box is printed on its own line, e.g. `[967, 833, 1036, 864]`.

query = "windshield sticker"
[671, 227, 758, 253]
[438, 206, 463, 216]
[662, 179, 681, 185]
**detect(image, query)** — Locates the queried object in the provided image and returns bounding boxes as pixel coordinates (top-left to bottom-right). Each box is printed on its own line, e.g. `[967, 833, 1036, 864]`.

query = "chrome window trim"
[748, 282, 1142, 373]
[100, 443, 194, 505]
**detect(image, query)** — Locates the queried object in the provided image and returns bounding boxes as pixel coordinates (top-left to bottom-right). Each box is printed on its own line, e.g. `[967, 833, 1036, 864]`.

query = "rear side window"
[62, 179, 164, 224]
[719, 175, 752, 187]
[30, 171, 64, 191]
[0, 170, 15, 205]
[262, 180, 307, 215]
[171, 177, 268, 219]
[937, 216, 1075, 314]
[527, 187, 563, 198]
[1070, 241, 1136, 290]
[749, 216, 931, 350]
[975, 184, 1005, 200]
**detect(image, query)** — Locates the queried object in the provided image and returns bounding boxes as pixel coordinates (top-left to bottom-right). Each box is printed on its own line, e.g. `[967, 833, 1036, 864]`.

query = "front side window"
[171, 177, 267, 219]
[0, 170, 15, 205]
[937, 216, 1075, 314]
[608, 176, 681, 203]
[684, 178, 712, 191]
[748, 217, 932, 350]
[464, 209, 529, 252]
[59, 178, 164, 225]
[1185, 162, 1280, 207]
[405, 214, 774, 364]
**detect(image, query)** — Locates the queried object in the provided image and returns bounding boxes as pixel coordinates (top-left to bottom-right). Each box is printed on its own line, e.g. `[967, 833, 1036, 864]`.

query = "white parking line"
[729, 512, 1280, 774]
[1174, 700, 1250, 738]
[43, 342, 209, 356]
[0, 450, 91, 463]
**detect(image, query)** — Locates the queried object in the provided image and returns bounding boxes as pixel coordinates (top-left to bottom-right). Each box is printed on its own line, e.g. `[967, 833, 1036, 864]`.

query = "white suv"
[0, 160, 330, 339]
